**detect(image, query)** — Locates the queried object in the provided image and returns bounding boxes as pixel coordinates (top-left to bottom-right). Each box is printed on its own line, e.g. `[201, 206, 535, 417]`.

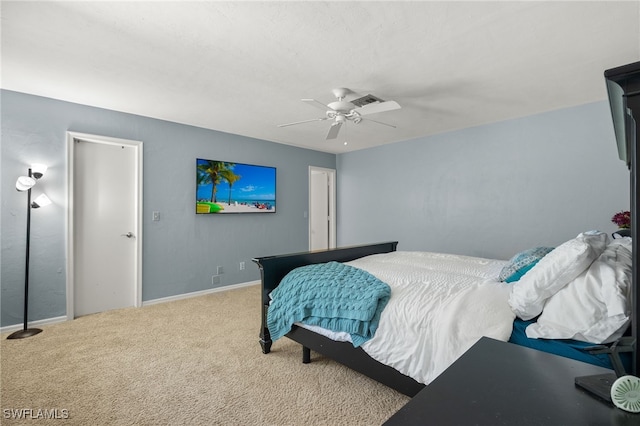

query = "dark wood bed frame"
[253, 241, 425, 397]
[252, 61, 640, 400]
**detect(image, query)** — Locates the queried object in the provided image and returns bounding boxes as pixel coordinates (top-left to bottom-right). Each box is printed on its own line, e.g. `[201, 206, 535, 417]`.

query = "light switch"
[152, 211, 160, 221]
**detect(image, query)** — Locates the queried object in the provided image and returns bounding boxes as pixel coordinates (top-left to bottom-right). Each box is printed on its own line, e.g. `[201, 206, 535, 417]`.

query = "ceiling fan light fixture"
[327, 100, 354, 112]
[278, 87, 400, 141]
[351, 111, 362, 124]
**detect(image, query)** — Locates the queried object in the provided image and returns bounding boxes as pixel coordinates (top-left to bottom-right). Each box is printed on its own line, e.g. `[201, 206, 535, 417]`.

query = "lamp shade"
[31, 164, 48, 179]
[16, 176, 36, 192]
[32, 193, 52, 208]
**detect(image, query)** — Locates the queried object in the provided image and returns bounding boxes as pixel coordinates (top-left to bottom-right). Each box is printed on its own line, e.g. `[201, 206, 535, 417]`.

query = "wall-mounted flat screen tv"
[196, 158, 276, 214]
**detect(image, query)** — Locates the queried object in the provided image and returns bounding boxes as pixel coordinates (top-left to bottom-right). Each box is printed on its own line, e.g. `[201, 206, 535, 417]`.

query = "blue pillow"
[499, 247, 554, 283]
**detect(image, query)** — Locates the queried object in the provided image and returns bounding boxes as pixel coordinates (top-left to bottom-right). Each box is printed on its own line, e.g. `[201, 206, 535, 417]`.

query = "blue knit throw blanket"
[267, 261, 391, 347]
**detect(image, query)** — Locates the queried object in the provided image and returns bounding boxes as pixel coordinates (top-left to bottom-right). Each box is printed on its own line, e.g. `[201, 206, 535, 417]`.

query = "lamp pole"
[8, 168, 43, 339]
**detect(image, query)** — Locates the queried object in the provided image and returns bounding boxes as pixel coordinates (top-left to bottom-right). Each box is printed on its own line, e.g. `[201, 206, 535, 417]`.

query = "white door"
[309, 167, 336, 250]
[67, 133, 142, 317]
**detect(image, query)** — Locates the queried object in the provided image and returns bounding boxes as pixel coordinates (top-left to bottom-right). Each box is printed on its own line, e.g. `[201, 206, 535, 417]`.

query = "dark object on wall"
[196, 158, 276, 214]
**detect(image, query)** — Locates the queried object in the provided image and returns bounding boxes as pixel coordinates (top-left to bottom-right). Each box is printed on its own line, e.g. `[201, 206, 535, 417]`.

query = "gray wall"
[2, 91, 629, 327]
[336, 101, 630, 260]
[1, 90, 335, 326]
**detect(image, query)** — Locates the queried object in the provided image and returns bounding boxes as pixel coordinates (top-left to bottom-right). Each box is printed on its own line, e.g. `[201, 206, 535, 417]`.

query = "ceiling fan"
[278, 88, 401, 140]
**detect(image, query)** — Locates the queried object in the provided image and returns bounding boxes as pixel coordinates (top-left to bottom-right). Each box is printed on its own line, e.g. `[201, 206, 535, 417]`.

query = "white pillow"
[525, 238, 632, 343]
[508, 231, 608, 320]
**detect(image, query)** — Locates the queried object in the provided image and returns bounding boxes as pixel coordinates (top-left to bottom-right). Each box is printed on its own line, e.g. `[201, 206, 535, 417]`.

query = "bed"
[252, 61, 640, 399]
[254, 234, 633, 396]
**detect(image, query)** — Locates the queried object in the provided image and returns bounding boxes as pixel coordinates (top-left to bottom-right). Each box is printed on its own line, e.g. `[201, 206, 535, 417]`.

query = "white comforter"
[304, 251, 515, 385]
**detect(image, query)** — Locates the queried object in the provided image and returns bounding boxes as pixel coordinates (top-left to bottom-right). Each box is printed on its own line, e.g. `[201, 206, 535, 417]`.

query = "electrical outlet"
[212, 275, 221, 285]
[217, 266, 224, 274]
[239, 261, 245, 271]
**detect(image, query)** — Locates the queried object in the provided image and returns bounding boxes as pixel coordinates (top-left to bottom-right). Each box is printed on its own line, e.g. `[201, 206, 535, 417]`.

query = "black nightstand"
[384, 337, 638, 425]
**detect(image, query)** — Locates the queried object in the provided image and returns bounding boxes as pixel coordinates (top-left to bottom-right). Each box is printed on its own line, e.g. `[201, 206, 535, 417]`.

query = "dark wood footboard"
[288, 325, 425, 396]
[252, 241, 398, 354]
[252, 241, 425, 397]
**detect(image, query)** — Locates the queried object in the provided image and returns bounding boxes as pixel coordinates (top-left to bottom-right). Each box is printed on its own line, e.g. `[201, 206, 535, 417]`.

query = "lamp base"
[7, 328, 42, 340]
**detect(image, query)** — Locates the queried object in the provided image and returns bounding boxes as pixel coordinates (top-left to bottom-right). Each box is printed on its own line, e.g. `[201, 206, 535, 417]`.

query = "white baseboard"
[1, 315, 67, 334]
[1, 281, 260, 333]
[142, 280, 260, 306]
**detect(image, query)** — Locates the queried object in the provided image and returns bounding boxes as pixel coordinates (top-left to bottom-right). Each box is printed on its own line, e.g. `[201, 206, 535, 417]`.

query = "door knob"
[121, 232, 134, 238]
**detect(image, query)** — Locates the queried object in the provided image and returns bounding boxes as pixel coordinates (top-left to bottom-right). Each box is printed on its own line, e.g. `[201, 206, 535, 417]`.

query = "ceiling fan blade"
[361, 117, 397, 128]
[354, 100, 401, 116]
[302, 99, 330, 110]
[325, 121, 343, 140]
[278, 117, 327, 127]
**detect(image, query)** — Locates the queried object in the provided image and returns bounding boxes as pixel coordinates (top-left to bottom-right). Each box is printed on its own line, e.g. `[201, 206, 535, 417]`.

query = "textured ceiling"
[2, 1, 639, 153]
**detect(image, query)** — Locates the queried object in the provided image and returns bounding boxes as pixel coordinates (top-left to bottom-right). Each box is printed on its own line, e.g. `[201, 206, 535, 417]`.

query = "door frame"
[65, 131, 143, 320]
[308, 166, 336, 250]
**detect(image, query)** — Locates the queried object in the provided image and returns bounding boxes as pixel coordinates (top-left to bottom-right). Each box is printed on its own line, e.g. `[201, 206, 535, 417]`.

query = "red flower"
[611, 210, 631, 229]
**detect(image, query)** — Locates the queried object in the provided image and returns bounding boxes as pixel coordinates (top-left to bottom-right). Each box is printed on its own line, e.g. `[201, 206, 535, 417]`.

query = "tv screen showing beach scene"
[196, 159, 276, 214]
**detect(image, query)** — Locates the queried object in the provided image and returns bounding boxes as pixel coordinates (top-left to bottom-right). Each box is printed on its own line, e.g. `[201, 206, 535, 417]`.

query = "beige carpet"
[1, 285, 409, 425]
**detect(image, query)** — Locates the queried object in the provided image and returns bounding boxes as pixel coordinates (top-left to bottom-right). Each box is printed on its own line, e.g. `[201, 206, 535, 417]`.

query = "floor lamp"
[7, 164, 51, 340]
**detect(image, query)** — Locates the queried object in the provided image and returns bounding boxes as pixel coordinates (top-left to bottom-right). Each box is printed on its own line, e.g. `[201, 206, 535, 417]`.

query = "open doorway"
[309, 166, 336, 250]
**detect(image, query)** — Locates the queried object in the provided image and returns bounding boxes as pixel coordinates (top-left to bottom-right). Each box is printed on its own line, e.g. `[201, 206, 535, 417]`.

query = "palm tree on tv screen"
[220, 168, 242, 205]
[197, 160, 236, 202]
